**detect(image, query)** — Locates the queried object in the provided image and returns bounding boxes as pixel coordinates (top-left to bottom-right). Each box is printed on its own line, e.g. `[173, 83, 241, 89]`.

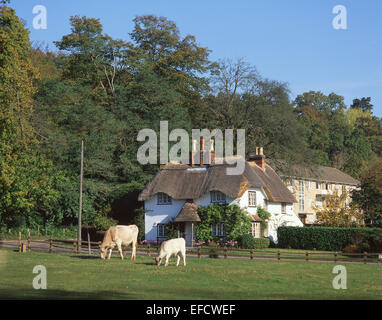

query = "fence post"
[73, 241, 77, 254]
[334, 252, 337, 263]
[363, 252, 367, 264]
[87, 230, 91, 255]
[250, 249, 253, 260]
[37, 225, 40, 236]
[224, 246, 227, 259]
[18, 232, 21, 253]
[305, 251, 309, 262]
[277, 250, 281, 261]
[27, 231, 31, 252]
[148, 244, 151, 257]
[198, 247, 201, 259]
[49, 239, 53, 253]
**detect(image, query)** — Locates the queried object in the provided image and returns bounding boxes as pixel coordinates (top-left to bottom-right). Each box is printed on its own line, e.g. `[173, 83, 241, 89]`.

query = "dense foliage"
[277, 226, 382, 251]
[237, 234, 270, 249]
[1, 6, 381, 231]
[352, 159, 382, 227]
[256, 206, 271, 234]
[313, 191, 363, 227]
[195, 204, 251, 242]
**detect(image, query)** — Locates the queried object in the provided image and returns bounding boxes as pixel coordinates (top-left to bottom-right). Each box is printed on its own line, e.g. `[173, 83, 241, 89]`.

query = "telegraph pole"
[77, 139, 84, 252]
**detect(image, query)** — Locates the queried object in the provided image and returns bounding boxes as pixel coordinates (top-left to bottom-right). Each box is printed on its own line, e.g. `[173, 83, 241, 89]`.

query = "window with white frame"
[316, 181, 320, 189]
[251, 222, 261, 238]
[248, 191, 257, 207]
[299, 180, 305, 212]
[281, 203, 287, 214]
[211, 191, 226, 203]
[308, 181, 312, 189]
[211, 223, 224, 237]
[157, 224, 166, 238]
[157, 193, 172, 205]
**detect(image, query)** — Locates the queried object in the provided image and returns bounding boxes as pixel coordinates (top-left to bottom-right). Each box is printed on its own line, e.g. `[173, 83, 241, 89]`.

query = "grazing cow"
[155, 238, 186, 267]
[100, 225, 138, 260]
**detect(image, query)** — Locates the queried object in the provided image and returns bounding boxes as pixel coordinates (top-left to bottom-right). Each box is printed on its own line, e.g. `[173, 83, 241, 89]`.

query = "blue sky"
[11, 0, 382, 116]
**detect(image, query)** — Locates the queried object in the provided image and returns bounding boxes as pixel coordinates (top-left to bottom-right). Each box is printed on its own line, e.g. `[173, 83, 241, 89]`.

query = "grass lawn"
[0, 248, 381, 300]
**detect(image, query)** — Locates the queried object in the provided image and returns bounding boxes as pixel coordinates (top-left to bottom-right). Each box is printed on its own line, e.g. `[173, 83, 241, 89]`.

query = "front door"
[184, 222, 195, 247]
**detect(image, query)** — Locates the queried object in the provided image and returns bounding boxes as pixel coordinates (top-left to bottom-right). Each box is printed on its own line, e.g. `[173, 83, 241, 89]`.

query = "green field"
[0, 249, 381, 300]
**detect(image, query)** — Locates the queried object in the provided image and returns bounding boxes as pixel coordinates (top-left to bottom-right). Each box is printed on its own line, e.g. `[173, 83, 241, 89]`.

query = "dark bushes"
[277, 226, 382, 252]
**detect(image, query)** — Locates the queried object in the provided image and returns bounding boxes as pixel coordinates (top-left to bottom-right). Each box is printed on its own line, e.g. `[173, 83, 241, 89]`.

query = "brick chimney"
[248, 146, 265, 170]
[190, 138, 215, 166]
[210, 138, 216, 164]
[190, 139, 198, 167]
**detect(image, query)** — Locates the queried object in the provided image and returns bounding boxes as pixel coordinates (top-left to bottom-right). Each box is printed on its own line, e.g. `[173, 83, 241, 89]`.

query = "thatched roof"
[138, 160, 296, 204]
[268, 160, 360, 186]
[174, 201, 201, 222]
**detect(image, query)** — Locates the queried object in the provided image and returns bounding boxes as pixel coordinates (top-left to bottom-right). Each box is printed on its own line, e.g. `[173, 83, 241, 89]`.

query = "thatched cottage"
[138, 146, 303, 246]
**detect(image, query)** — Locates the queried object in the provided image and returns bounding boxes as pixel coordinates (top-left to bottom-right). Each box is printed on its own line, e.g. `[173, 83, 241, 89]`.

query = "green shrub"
[208, 248, 219, 258]
[238, 235, 270, 249]
[238, 234, 255, 249]
[253, 237, 270, 249]
[277, 226, 382, 252]
[92, 207, 117, 231]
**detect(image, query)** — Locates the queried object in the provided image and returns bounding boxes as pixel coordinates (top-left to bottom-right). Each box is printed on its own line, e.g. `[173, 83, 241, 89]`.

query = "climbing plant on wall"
[195, 204, 251, 242]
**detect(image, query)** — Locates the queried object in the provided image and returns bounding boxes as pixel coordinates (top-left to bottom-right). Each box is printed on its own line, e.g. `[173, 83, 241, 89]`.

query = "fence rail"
[1, 233, 381, 264]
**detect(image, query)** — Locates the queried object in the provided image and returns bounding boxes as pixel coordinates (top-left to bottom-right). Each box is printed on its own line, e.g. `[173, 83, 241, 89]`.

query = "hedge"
[238, 234, 270, 249]
[277, 226, 382, 252]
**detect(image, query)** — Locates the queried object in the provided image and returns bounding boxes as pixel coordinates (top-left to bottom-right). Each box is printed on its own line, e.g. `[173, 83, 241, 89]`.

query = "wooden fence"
[1, 233, 381, 264]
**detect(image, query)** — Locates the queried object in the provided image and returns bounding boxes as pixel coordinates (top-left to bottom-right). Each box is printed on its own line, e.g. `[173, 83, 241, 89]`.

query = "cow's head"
[155, 255, 161, 266]
[99, 245, 107, 260]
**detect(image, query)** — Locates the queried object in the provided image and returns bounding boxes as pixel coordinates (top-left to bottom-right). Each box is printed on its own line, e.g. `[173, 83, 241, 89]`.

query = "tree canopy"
[1, 7, 381, 230]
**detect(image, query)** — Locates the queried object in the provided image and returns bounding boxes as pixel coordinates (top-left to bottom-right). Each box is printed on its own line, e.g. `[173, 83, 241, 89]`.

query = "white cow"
[100, 225, 138, 260]
[155, 238, 186, 267]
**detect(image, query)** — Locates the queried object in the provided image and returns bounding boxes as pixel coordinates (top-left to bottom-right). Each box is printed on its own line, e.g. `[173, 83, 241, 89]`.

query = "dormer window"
[248, 191, 257, 207]
[211, 191, 226, 203]
[157, 193, 172, 205]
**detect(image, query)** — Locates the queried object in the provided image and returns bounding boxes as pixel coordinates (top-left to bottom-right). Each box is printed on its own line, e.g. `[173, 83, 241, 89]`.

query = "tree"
[314, 191, 363, 227]
[54, 15, 131, 95]
[352, 159, 382, 227]
[30, 42, 60, 80]
[350, 97, 373, 112]
[205, 58, 313, 169]
[130, 15, 213, 122]
[0, 7, 62, 228]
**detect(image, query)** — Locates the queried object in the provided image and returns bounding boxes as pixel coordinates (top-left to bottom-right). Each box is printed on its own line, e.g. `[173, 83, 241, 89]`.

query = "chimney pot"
[192, 139, 197, 152]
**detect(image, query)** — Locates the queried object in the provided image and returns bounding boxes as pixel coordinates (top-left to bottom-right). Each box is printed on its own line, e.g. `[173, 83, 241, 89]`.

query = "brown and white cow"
[100, 225, 138, 260]
[155, 238, 186, 267]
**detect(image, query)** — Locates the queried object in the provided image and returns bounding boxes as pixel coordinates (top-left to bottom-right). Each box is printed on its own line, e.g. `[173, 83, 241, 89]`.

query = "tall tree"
[0, 6, 62, 227]
[352, 159, 382, 227]
[350, 97, 373, 112]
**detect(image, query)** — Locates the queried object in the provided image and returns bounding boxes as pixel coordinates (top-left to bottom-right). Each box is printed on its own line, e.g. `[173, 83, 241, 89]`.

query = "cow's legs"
[107, 248, 112, 260]
[176, 253, 180, 267]
[180, 249, 186, 266]
[165, 255, 170, 267]
[131, 240, 137, 260]
[116, 241, 124, 260]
